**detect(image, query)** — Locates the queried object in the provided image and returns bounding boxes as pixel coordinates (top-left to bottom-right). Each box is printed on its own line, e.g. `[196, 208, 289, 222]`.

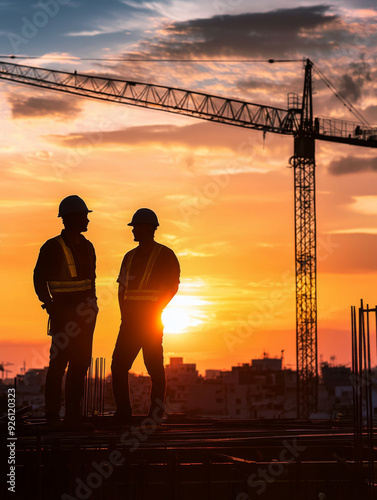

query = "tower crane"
[0, 361, 14, 379]
[1, 58, 376, 417]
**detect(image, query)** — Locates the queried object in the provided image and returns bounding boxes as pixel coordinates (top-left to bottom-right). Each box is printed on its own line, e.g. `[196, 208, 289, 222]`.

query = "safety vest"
[123, 243, 163, 302]
[47, 235, 93, 295]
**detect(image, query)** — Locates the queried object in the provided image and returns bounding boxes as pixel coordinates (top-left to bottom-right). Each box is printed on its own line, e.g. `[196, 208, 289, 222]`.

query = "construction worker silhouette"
[111, 208, 180, 423]
[34, 195, 98, 430]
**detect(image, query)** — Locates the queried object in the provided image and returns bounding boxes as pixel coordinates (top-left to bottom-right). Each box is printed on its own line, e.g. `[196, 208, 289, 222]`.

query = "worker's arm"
[33, 241, 61, 312]
[88, 240, 97, 299]
[157, 249, 180, 310]
[118, 282, 123, 310]
[157, 282, 179, 311]
[117, 254, 128, 314]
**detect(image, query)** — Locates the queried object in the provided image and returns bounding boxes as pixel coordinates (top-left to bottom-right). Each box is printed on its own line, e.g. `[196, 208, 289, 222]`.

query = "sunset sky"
[1, 0, 377, 377]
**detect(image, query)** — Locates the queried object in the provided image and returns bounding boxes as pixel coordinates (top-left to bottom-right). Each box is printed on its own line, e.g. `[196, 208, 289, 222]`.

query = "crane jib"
[0, 60, 376, 147]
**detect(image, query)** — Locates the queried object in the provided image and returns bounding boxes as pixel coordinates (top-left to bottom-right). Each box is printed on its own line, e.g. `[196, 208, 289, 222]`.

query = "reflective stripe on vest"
[124, 243, 163, 302]
[47, 236, 92, 294]
[48, 279, 93, 293]
[55, 235, 77, 278]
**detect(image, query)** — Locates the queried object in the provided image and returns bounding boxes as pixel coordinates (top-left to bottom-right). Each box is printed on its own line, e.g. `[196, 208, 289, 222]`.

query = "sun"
[161, 290, 208, 334]
[162, 307, 191, 334]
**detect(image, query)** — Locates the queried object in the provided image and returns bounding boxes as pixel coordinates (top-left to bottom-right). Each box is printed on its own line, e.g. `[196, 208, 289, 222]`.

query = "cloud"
[66, 30, 104, 37]
[351, 195, 377, 216]
[126, 5, 339, 59]
[329, 228, 377, 234]
[235, 74, 302, 99]
[44, 121, 260, 151]
[8, 94, 82, 119]
[338, 60, 372, 103]
[0, 199, 55, 209]
[365, 104, 377, 116]
[339, 74, 361, 102]
[328, 154, 377, 175]
[345, 0, 377, 7]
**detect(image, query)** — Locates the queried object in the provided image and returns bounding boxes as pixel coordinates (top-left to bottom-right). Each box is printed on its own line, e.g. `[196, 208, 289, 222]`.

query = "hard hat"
[127, 208, 159, 226]
[58, 195, 92, 218]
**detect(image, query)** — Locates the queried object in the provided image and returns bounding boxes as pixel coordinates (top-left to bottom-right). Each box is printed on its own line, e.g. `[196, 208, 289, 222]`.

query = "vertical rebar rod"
[352, 300, 376, 495]
[102, 358, 106, 414]
[358, 301, 364, 466]
[95, 357, 99, 415]
[365, 306, 375, 496]
[100, 357, 104, 414]
[82, 369, 87, 417]
[82, 357, 107, 416]
[88, 358, 93, 416]
[375, 305, 377, 365]
[351, 305, 358, 463]
[361, 304, 368, 475]
[99, 357, 101, 413]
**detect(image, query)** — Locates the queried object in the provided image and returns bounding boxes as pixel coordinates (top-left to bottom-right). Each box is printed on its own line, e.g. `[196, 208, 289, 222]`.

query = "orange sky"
[1, 3, 377, 377]
[2, 112, 377, 376]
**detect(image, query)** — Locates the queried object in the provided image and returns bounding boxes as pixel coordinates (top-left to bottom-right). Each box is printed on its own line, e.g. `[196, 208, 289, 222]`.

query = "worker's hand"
[42, 301, 53, 315]
[43, 301, 60, 316]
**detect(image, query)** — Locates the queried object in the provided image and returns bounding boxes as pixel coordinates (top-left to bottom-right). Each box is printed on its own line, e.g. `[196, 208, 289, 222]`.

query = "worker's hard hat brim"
[127, 221, 159, 226]
[58, 209, 92, 217]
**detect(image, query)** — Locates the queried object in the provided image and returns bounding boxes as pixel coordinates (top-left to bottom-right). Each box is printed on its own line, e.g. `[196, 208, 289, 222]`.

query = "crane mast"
[1, 58, 376, 418]
[293, 59, 318, 417]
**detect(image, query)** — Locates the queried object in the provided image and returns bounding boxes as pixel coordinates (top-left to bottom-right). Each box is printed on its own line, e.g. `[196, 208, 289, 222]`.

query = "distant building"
[317, 362, 377, 418]
[14, 367, 48, 416]
[219, 357, 296, 419]
[102, 356, 297, 418]
[166, 357, 199, 413]
[103, 373, 152, 415]
[251, 357, 282, 371]
[129, 373, 152, 414]
[4, 355, 369, 421]
[187, 378, 225, 416]
[205, 369, 222, 380]
[321, 363, 352, 395]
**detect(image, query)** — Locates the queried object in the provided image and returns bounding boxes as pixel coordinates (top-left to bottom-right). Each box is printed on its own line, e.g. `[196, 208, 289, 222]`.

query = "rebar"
[82, 357, 106, 417]
[351, 300, 375, 498]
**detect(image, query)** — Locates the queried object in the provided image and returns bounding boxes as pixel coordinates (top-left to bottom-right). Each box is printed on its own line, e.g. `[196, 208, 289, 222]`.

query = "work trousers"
[45, 301, 97, 420]
[112, 311, 166, 416]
